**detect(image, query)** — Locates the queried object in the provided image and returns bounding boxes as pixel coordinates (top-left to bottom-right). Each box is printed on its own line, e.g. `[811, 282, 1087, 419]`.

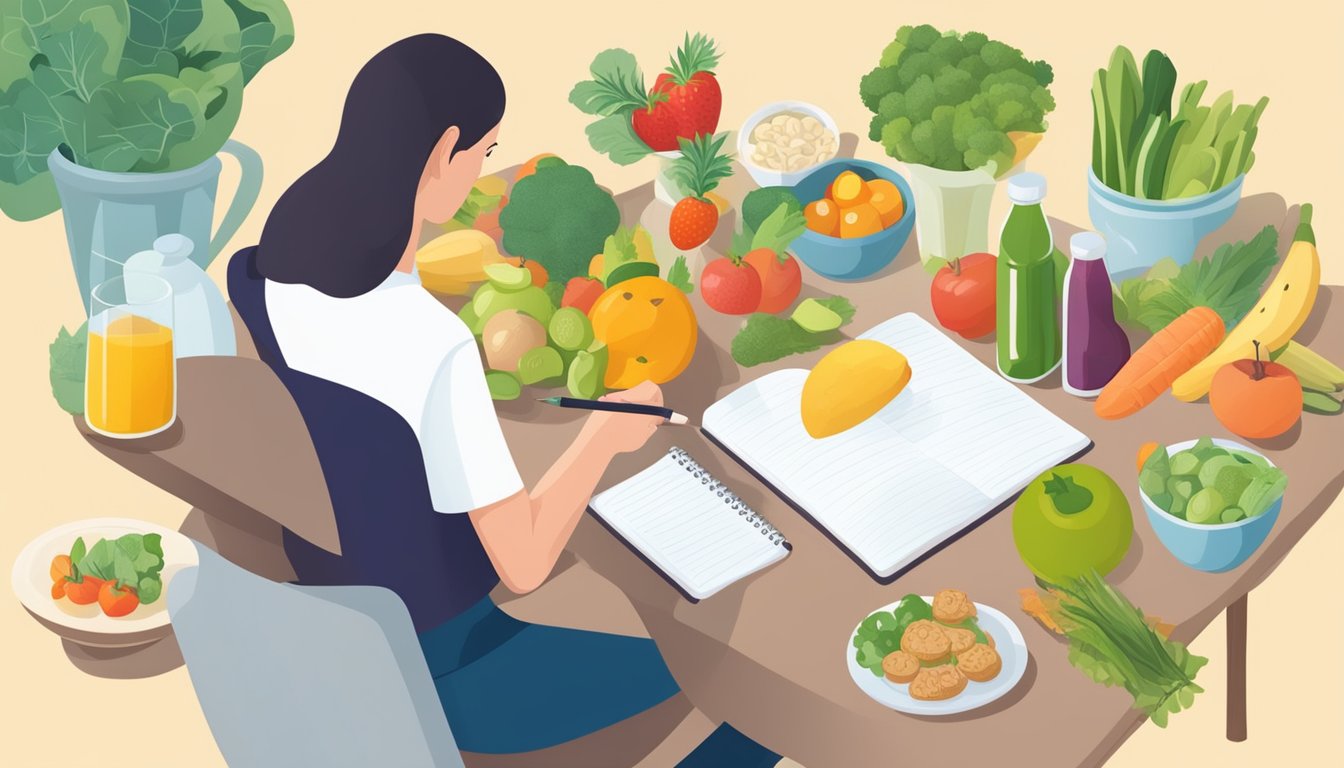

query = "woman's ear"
[417, 126, 463, 222]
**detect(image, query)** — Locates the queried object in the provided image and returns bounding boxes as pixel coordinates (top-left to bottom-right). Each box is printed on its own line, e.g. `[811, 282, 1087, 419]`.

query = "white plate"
[12, 518, 197, 645]
[846, 597, 1029, 716]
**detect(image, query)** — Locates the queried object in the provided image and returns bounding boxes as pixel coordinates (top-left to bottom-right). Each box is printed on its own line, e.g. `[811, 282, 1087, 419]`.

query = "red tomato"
[98, 581, 139, 618]
[64, 576, 104, 605]
[700, 257, 762, 315]
[743, 248, 802, 314]
[931, 252, 996, 339]
[562, 277, 605, 315]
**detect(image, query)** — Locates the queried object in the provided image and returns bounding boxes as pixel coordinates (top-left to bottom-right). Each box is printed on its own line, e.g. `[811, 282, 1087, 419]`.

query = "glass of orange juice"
[86, 275, 176, 438]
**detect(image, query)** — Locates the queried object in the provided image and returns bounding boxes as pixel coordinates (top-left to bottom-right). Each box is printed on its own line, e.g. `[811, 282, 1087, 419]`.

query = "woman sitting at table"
[230, 33, 798, 767]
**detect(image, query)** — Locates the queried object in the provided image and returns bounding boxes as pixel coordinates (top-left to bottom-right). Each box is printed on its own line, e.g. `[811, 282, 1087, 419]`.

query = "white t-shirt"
[266, 268, 524, 514]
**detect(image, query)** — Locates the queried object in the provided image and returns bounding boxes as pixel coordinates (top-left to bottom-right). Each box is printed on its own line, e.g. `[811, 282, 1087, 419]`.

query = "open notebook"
[588, 447, 790, 602]
[702, 312, 1091, 582]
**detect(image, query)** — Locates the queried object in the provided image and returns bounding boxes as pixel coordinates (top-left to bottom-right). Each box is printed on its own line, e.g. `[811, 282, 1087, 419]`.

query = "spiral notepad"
[588, 447, 791, 602]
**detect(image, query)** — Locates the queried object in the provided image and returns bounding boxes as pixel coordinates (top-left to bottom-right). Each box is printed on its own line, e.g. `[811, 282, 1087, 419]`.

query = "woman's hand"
[584, 381, 665, 455]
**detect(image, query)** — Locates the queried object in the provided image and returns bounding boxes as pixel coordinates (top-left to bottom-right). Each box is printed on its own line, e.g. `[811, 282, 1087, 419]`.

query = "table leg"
[1227, 593, 1248, 742]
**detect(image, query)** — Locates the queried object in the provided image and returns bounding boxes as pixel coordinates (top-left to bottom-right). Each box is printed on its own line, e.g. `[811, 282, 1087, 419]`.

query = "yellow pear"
[1172, 205, 1319, 401]
[801, 340, 911, 438]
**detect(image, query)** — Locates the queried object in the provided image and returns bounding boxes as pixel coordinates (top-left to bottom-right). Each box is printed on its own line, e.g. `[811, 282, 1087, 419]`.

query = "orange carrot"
[1094, 306, 1225, 419]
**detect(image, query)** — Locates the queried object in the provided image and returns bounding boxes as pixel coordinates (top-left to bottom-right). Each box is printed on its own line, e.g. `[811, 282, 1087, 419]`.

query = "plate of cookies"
[847, 589, 1028, 715]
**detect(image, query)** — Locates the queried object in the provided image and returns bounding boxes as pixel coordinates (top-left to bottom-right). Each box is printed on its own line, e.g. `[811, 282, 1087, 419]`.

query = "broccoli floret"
[859, 66, 901, 112]
[860, 25, 1055, 173]
[499, 159, 620, 284]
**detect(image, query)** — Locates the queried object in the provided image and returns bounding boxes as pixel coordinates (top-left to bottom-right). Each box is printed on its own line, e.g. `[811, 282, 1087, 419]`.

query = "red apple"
[701, 257, 763, 315]
[562, 276, 604, 315]
[743, 248, 802, 314]
[931, 252, 996, 339]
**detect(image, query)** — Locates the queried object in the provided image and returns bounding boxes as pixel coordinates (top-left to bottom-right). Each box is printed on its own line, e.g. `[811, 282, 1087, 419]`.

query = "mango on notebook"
[801, 340, 910, 438]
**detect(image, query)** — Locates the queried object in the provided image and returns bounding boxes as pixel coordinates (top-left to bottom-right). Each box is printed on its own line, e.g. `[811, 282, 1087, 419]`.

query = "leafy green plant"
[1117, 225, 1278, 333]
[731, 296, 855, 367]
[859, 24, 1055, 176]
[0, 0, 294, 221]
[1092, 46, 1267, 200]
[49, 322, 88, 414]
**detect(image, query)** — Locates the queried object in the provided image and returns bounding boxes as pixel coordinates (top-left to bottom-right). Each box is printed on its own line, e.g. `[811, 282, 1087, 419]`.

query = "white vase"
[903, 163, 1001, 267]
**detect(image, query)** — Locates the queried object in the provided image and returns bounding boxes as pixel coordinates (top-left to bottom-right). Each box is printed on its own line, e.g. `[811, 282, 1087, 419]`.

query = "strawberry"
[570, 35, 722, 162]
[632, 34, 722, 151]
[666, 132, 733, 250]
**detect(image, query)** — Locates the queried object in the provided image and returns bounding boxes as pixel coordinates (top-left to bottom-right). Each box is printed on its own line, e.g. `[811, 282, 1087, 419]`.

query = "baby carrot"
[1095, 306, 1225, 419]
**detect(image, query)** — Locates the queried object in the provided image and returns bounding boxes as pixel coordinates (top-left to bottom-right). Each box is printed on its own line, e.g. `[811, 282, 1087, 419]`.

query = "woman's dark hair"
[256, 34, 505, 297]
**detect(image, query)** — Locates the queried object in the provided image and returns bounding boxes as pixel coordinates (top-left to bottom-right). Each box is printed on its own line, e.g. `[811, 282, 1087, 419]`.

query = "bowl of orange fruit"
[789, 159, 915, 281]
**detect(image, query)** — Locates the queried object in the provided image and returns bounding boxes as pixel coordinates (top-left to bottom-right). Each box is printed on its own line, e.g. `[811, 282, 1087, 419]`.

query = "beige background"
[2, 1, 1341, 764]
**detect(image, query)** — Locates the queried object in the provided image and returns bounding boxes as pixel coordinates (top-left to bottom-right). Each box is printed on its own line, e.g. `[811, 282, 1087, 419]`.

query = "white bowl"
[12, 518, 198, 648]
[737, 101, 841, 188]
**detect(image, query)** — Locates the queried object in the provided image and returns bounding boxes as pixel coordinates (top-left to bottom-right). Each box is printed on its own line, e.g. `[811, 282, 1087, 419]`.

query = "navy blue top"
[229, 248, 499, 632]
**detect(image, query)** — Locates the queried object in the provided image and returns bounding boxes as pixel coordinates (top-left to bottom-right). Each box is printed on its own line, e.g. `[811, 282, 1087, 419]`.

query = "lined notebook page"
[589, 448, 789, 601]
[703, 313, 1089, 580]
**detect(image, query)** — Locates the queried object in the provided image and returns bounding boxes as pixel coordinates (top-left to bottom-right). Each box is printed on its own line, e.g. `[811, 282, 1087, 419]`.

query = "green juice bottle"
[996, 173, 1061, 383]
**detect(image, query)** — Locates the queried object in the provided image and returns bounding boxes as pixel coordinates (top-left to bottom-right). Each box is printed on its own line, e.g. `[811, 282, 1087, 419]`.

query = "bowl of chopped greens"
[1138, 437, 1285, 572]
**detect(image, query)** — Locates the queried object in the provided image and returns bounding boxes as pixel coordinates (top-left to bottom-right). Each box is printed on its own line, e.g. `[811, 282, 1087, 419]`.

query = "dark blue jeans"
[419, 595, 781, 767]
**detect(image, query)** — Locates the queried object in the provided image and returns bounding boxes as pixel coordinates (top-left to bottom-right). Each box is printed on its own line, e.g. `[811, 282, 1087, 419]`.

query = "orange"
[839, 204, 883, 239]
[588, 276, 697, 389]
[830, 171, 871, 207]
[804, 199, 840, 236]
[505, 256, 548, 288]
[515, 154, 558, 182]
[866, 179, 904, 227]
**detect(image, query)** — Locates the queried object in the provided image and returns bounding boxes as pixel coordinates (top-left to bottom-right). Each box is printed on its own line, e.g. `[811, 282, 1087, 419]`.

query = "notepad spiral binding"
[667, 447, 790, 548]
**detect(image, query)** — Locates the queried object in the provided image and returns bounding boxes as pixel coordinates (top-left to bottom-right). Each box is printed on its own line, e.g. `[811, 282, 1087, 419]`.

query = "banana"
[1172, 204, 1321, 401]
[1272, 341, 1344, 392]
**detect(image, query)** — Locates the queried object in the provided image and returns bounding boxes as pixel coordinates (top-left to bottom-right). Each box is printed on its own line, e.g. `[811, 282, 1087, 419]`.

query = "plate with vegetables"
[847, 591, 1028, 715]
[12, 518, 197, 647]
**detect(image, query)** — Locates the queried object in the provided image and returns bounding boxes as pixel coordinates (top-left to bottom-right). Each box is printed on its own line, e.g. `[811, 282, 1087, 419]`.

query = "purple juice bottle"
[1063, 232, 1131, 398]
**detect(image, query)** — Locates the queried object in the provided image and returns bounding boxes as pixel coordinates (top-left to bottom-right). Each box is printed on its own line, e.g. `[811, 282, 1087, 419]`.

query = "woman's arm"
[468, 382, 663, 593]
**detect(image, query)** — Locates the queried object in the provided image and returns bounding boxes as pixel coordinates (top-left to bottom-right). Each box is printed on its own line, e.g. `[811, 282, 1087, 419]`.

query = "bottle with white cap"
[123, 234, 236, 358]
[996, 172, 1061, 383]
[1063, 231, 1131, 397]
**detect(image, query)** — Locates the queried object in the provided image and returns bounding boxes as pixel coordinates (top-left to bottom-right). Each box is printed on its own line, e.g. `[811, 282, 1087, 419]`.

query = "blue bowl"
[788, 159, 915, 281]
[1140, 438, 1281, 573]
[1087, 169, 1243, 282]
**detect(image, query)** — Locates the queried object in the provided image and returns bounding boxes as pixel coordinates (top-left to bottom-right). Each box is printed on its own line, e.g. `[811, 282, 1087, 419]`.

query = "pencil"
[538, 396, 690, 425]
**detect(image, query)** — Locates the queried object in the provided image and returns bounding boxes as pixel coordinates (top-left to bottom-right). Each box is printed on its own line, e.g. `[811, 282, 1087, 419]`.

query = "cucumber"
[1303, 390, 1343, 415]
[548, 307, 594, 352]
[485, 370, 521, 400]
[518, 346, 564, 386]
[567, 343, 608, 399]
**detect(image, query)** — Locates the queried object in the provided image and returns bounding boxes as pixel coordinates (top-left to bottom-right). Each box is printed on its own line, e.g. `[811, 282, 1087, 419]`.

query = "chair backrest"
[226, 247, 499, 632]
[168, 544, 465, 768]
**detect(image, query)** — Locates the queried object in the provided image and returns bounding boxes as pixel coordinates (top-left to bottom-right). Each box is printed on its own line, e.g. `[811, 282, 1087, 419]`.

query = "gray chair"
[168, 543, 464, 768]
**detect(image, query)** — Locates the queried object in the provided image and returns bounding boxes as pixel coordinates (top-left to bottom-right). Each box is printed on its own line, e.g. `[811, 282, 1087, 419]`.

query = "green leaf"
[79, 538, 117, 581]
[137, 575, 163, 603]
[923, 256, 950, 276]
[85, 75, 202, 171]
[0, 80, 68, 185]
[583, 113, 651, 166]
[731, 296, 856, 367]
[666, 255, 692, 293]
[70, 536, 87, 565]
[49, 322, 87, 414]
[120, 0, 204, 77]
[0, 0, 128, 91]
[34, 13, 123, 101]
[568, 48, 649, 117]
[222, 0, 295, 84]
[750, 203, 806, 257]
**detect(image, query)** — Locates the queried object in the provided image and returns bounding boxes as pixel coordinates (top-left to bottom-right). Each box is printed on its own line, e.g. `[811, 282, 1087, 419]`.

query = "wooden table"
[78, 178, 1342, 766]
[490, 182, 1344, 766]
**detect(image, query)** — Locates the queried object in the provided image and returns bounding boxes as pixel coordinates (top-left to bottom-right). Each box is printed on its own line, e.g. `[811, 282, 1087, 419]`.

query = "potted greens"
[0, 0, 293, 310]
[1088, 47, 1266, 280]
[860, 25, 1055, 271]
